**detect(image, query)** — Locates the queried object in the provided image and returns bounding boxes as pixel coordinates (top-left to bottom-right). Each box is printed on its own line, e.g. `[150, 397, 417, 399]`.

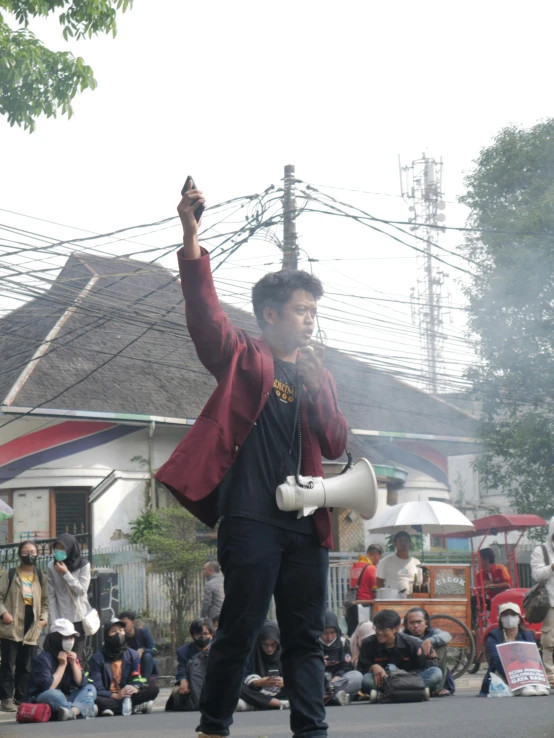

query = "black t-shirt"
[217, 358, 314, 534]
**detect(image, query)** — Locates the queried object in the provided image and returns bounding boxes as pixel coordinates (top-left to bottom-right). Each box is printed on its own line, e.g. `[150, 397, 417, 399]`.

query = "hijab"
[101, 622, 128, 662]
[43, 631, 65, 658]
[251, 621, 282, 677]
[53, 533, 87, 572]
[350, 620, 376, 665]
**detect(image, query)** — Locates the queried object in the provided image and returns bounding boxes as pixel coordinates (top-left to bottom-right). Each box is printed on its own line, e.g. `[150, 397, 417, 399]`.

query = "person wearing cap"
[89, 618, 159, 716]
[25, 618, 96, 720]
[375, 532, 422, 594]
[531, 515, 554, 686]
[478, 602, 548, 696]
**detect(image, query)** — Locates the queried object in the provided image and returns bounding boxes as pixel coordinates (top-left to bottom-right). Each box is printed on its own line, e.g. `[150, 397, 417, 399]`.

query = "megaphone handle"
[339, 451, 354, 475]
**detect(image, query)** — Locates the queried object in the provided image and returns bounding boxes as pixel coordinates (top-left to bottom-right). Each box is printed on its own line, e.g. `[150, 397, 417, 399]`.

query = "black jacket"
[358, 632, 434, 674]
[321, 611, 354, 678]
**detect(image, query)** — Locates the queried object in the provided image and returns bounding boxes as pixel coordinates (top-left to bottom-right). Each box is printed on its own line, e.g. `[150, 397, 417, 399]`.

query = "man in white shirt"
[376, 532, 422, 594]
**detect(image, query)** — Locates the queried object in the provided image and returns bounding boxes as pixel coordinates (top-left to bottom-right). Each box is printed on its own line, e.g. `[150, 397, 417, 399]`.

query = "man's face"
[265, 289, 317, 350]
[375, 624, 399, 648]
[320, 626, 338, 645]
[120, 617, 134, 635]
[395, 535, 411, 554]
[480, 555, 492, 571]
[406, 612, 426, 638]
[108, 624, 125, 638]
[369, 551, 383, 565]
[202, 563, 212, 578]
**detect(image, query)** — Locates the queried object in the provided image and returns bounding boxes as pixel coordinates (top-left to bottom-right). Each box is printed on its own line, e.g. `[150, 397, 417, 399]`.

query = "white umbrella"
[366, 500, 475, 535]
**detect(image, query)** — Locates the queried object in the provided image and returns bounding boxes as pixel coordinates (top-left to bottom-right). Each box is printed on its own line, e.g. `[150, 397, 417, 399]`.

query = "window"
[54, 490, 89, 536]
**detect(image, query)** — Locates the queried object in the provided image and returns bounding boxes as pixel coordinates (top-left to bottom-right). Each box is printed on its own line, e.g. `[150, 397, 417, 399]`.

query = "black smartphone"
[181, 175, 205, 222]
[268, 669, 279, 678]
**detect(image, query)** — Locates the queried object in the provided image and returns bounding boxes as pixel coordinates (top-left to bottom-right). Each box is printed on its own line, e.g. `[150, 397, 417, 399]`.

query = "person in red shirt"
[357, 545, 384, 601]
[475, 548, 512, 604]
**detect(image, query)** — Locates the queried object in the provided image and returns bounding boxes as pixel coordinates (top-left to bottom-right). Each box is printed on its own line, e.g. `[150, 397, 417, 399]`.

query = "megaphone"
[276, 458, 379, 520]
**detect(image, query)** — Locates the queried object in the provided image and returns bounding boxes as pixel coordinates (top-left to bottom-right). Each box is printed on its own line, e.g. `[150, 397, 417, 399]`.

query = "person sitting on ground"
[25, 618, 95, 720]
[478, 602, 548, 697]
[319, 610, 362, 706]
[475, 548, 511, 606]
[165, 618, 214, 712]
[119, 611, 158, 682]
[358, 609, 442, 700]
[0, 540, 48, 712]
[403, 607, 455, 696]
[376, 532, 422, 595]
[200, 561, 225, 624]
[89, 618, 159, 716]
[350, 620, 375, 669]
[238, 621, 289, 712]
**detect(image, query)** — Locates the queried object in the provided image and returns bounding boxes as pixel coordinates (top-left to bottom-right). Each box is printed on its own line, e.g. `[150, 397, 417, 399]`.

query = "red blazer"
[155, 248, 349, 549]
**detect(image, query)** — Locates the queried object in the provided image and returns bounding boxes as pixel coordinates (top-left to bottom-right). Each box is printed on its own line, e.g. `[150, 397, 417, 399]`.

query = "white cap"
[498, 602, 522, 617]
[50, 618, 80, 637]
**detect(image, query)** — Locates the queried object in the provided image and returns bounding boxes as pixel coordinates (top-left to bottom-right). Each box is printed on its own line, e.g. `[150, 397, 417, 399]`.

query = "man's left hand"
[297, 344, 324, 399]
[121, 685, 138, 696]
[421, 639, 433, 656]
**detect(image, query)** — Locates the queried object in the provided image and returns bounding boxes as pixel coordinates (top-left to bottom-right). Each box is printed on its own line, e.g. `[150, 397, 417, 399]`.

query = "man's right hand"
[179, 679, 190, 695]
[177, 187, 205, 244]
[370, 664, 387, 687]
[1, 612, 13, 625]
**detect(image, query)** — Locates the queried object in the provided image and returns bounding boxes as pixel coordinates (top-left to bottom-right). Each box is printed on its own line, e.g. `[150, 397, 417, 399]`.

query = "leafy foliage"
[460, 119, 554, 528]
[130, 506, 209, 645]
[0, 0, 133, 130]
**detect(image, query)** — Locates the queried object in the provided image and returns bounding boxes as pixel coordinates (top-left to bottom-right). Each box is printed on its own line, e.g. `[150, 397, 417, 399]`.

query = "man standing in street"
[156, 181, 348, 738]
[376, 532, 422, 594]
[201, 562, 224, 625]
[531, 516, 554, 687]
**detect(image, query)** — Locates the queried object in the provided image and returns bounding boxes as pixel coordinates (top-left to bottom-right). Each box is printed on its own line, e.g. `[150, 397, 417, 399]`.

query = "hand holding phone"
[181, 175, 205, 222]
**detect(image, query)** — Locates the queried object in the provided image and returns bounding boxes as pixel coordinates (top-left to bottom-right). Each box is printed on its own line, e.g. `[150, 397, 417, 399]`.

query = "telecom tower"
[399, 154, 447, 394]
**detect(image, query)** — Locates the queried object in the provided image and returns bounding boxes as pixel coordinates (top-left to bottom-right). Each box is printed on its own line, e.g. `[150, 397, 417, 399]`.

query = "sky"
[1, 0, 553, 395]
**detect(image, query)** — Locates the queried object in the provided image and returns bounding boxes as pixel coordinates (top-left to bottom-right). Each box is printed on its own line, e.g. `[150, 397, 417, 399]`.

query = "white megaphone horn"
[276, 458, 379, 520]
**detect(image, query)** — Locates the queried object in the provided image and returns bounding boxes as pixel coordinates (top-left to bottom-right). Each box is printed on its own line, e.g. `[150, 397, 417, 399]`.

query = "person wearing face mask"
[0, 540, 48, 712]
[89, 619, 159, 716]
[25, 618, 95, 720]
[47, 534, 91, 662]
[238, 621, 289, 711]
[531, 515, 554, 687]
[166, 618, 215, 712]
[318, 611, 362, 706]
[478, 603, 546, 696]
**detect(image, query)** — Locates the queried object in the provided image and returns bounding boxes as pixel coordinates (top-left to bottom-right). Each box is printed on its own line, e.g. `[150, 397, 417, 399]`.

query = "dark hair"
[480, 548, 495, 564]
[252, 270, 323, 329]
[367, 544, 384, 555]
[118, 611, 136, 622]
[190, 618, 215, 637]
[393, 531, 412, 544]
[18, 540, 37, 556]
[373, 609, 401, 630]
[403, 607, 430, 630]
[205, 560, 220, 574]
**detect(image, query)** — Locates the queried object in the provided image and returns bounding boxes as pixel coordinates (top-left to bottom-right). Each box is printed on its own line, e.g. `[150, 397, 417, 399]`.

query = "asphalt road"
[1, 692, 553, 738]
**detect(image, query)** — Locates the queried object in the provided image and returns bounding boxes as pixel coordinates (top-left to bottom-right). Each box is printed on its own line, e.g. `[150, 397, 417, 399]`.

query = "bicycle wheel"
[429, 613, 476, 680]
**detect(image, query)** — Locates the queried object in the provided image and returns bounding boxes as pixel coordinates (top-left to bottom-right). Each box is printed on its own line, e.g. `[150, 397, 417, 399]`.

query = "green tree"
[130, 506, 209, 646]
[0, 0, 133, 131]
[460, 119, 554, 527]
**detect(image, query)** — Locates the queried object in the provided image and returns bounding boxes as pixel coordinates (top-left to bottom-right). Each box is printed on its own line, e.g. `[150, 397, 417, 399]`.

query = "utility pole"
[282, 164, 298, 270]
[400, 154, 447, 394]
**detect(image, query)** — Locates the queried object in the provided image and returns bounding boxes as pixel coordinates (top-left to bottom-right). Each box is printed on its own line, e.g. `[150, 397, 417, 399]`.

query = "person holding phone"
[238, 622, 289, 711]
[155, 179, 348, 738]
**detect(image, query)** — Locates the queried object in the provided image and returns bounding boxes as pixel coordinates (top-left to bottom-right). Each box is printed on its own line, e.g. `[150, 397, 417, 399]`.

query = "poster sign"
[497, 641, 549, 690]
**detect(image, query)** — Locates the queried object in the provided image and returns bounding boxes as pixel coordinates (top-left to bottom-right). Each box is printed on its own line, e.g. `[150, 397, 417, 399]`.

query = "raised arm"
[176, 184, 240, 377]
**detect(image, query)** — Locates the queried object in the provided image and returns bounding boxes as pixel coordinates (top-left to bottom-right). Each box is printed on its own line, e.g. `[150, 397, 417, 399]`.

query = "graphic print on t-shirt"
[273, 377, 296, 404]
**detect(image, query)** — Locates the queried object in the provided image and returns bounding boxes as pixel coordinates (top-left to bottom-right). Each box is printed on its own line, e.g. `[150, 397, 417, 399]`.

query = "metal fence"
[0, 533, 92, 572]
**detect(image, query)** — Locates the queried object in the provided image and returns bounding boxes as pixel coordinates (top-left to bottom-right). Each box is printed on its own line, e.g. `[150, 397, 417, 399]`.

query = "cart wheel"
[467, 652, 482, 674]
[429, 614, 476, 680]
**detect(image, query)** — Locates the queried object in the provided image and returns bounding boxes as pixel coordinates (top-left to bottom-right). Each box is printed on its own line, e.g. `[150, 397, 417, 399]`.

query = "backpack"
[7, 567, 43, 592]
[523, 546, 551, 624]
[344, 564, 370, 607]
[381, 671, 427, 703]
[16, 703, 52, 723]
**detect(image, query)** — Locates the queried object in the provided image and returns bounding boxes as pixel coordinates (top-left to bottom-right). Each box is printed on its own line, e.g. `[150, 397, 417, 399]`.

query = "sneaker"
[101, 709, 115, 716]
[278, 700, 290, 710]
[235, 699, 255, 712]
[535, 685, 551, 696]
[336, 691, 351, 706]
[369, 689, 381, 704]
[57, 706, 76, 721]
[519, 685, 537, 696]
[133, 700, 153, 714]
[0, 699, 17, 713]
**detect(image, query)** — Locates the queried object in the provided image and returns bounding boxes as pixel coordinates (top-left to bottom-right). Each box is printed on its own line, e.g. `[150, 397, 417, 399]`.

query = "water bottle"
[85, 686, 95, 719]
[122, 696, 132, 716]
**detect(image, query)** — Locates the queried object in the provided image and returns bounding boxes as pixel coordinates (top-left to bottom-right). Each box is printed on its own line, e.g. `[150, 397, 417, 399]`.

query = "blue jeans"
[140, 652, 157, 680]
[362, 667, 443, 694]
[36, 685, 97, 716]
